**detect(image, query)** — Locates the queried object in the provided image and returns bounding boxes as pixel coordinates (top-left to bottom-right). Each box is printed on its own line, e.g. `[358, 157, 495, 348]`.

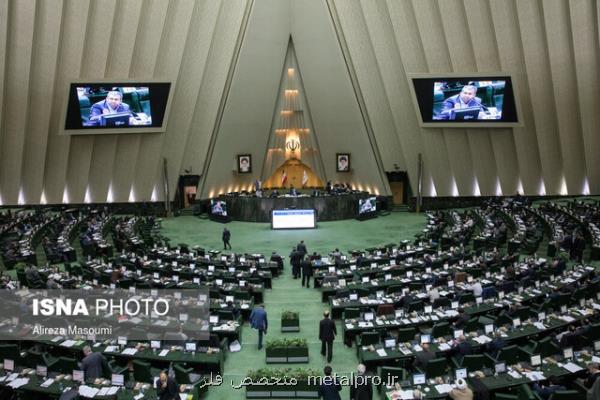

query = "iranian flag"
[281, 170, 287, 186]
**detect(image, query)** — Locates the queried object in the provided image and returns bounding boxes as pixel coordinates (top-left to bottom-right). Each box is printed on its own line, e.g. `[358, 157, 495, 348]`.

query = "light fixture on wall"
[516, 179, 524, 196]
[472, 177, 481, 197]
[62, 187, 70, 204]
[40, 190, 47, 205]
[538, 178, 546, 196]
[451, 178, 459, 197]
[582, 177, 590, 195]
[559, 176, 568, 196]
[84, 186, 92, 204]
[17, 188, 25, 206]
[496, 177, 503, 196]
[429, 176, 437, 197]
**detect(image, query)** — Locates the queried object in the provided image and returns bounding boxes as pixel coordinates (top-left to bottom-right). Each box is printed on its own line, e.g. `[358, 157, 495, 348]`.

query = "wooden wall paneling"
[515, 0, 563, 194]
[0, 0, 36, 204]
[112, 0, 169, 202]
[131, 0, 196, 202]
[19, 0, 63, 204]
[41, 0, 90, 204]
[568, 0, 600, 193]
[489, 0, 543, 195]
[0, 0, 8, 203]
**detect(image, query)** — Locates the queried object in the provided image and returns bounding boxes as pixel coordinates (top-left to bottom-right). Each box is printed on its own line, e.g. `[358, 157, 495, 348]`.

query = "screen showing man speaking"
[411, 76, 518, 125]
[272, 209, 316, 229]
[64, 83, 171, 131]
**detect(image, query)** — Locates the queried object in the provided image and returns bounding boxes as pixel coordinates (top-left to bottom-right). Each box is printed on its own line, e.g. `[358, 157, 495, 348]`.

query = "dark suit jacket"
[250, 307, 268, 331]
[156, 376, 178, 400]
[81, 352, 108, 380]
[414, 350, 436, 369]
[487, 338, 505, 356]
[301, 259, 312, 275]
[439, 94, 483, 119]
[90, 100, 130, 122]
[318, 379, 341, 400]
[297, 243, 307, 255]
[350, 375, 373, 400]
[319, 318, 337, 341]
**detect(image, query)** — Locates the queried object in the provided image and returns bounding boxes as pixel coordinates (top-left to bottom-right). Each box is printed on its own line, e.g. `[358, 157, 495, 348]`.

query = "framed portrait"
[336, 153, 350, 172]
[237, 154, 252, 173]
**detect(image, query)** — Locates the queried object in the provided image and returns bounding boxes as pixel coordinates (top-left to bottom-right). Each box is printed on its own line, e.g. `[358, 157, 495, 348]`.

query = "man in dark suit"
[297, 240, 308, 257]
[250, 304, 268, 349]
[155, 370, 178, 400]
[301, 258, 312, 288]
[89, 91, 131, 126]
[350, 363, 372, 400]
[318, 365, 341, 400]
[290, 247, 302, 279]
[222, 228, 232, 250]
[81, 345, 110, 380]
[414, 342, 436, 370]
[486, 331, 505, 357]
[532, 376, 565, 400]
[319, 311, 337, 363]
[450, 335, 473, 358]
[438, 85, 484, 120]
[453, 308, 470, 329]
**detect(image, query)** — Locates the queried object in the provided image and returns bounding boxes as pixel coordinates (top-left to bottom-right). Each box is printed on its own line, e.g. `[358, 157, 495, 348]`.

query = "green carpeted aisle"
[161, 213, 427, 399]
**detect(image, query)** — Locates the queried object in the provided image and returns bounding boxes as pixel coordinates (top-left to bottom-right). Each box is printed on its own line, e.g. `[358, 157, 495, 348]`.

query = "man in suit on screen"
[438, 85, 484, 120]
[89, 90, 130, 125]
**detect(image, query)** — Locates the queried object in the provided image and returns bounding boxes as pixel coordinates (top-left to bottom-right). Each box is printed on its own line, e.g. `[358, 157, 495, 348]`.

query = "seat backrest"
[360, 331, 380, 346]
[379, 366, 407, 382]
[461, 354, 486, 371]
[431, 322, 451, 338]
[397, 327, 417, 342]
[343, 308, 360, 319]
[425, 358, 448, 378]
[133, 360, 153, 383]
[548, 391, 580, 400]
[496, 344, 519, 364]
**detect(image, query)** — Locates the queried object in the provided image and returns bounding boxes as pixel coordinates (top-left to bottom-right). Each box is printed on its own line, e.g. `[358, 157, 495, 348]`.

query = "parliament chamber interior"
[0, 1, 600, 400]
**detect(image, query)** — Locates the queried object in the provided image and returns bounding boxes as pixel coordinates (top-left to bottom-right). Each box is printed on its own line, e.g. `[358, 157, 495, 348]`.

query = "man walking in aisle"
[319, 310, 337, 363]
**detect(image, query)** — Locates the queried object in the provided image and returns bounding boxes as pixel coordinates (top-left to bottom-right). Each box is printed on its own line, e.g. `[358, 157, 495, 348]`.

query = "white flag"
[302, 169, 309, 186]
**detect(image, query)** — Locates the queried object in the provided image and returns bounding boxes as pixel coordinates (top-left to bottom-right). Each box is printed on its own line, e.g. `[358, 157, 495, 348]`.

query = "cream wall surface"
[0, 0, 598, 204]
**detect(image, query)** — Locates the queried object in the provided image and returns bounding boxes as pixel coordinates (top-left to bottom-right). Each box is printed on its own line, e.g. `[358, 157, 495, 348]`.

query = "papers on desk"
[98, 387, 119, 396]
[563, 362, 584, 373]
[508, 370, 521, 379]
[60, 340, 76, 348]
[413, 344, 423, 352]
[158, 349, 169, 357]
[533, 322, 546, 330]
[559, 316, 575, 323]
[473, 335, 492, 344]
[180, 394, 189, 400]
[399, 347, 412, 355]
[524, 371, 546, 381]
[346, 324, 353, 330]
[6, 373, 19, 382]
[121, 348, 138, 355]
[129, 317, 142, 324]
[592, 356, 600, 364]
[435, 384, 455, 394]
[241, 304, 249, 309]
[376, 348, 388, 357]
[40, 378, 54, 387]
[51, 336, 64, 343]
[358, 322, 374, 328]
[79, 385, 100, 398]
[392, 389, 414, 399]
[153, 320, 169, 326]
[104, 345, 119, 353]
[438, 343, 451, 351]
[7, 378, 29, 389]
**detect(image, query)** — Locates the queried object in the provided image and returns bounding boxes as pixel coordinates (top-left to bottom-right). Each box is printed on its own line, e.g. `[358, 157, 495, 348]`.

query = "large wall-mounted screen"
[271, 209, 316, 230]
[64, 82, 172, 134]
[410, 75, 520, 128]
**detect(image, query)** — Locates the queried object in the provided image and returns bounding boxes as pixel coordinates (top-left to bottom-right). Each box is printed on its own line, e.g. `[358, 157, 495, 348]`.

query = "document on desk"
[60, 340, 76, 348]
[524, 371, 546, 381]
[134, 393, 145, 400]
[438, 343, 451, 351]
[7, 378, 29, 389]
[474, 335, 492, 344]
[159, 349, 169, 357]
[107, 387, 119, 395]
[435, 384, 454, 394]
[508, 370, 521, 379]
[395, 389, 414, 399]
[121, 348, 138, 355]
[413, 344, 423, 352]
[104, 345, 119, 353]
[563, 362, 584, 373]
[376, 349, 388, 357]
[40, 378, 54, 387]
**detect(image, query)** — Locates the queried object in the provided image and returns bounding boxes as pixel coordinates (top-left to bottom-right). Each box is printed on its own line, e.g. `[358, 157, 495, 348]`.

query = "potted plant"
[265, 338, 288, 363]
[286, 338, 308, 363]
[245, 367, 321, 398]
[281, 310, 300, 332]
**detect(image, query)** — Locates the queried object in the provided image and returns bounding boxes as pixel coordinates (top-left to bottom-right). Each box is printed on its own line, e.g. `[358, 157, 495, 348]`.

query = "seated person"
[156, 370, 178, 400]
[88, 91, 131, 126]
[532, 376, 565, 400]
[289, 186, 297, 196]
[81, 345, 111, 381]
[437, 85, 485, 120]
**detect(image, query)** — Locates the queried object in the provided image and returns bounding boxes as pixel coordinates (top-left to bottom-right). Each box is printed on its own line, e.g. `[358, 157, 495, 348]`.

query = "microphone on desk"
[472, 99, 489, 112]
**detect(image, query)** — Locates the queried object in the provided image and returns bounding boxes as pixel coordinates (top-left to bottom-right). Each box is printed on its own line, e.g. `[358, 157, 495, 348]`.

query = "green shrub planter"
[265, 338, 308, 364]
[245, 368, 320, 399]
[281, 310, 300, 332]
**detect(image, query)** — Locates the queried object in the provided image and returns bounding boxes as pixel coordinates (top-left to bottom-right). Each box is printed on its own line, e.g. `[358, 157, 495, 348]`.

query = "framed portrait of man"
[238, 154, 252, 173]
[336, 153, 350, 172]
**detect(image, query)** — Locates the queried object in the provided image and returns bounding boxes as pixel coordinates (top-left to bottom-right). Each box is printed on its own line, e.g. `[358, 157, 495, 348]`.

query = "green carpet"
[161, 213, 427, 399]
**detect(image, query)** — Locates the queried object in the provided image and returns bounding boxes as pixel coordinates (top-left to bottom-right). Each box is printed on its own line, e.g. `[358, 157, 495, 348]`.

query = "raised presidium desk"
[218, 193, 371, 222]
